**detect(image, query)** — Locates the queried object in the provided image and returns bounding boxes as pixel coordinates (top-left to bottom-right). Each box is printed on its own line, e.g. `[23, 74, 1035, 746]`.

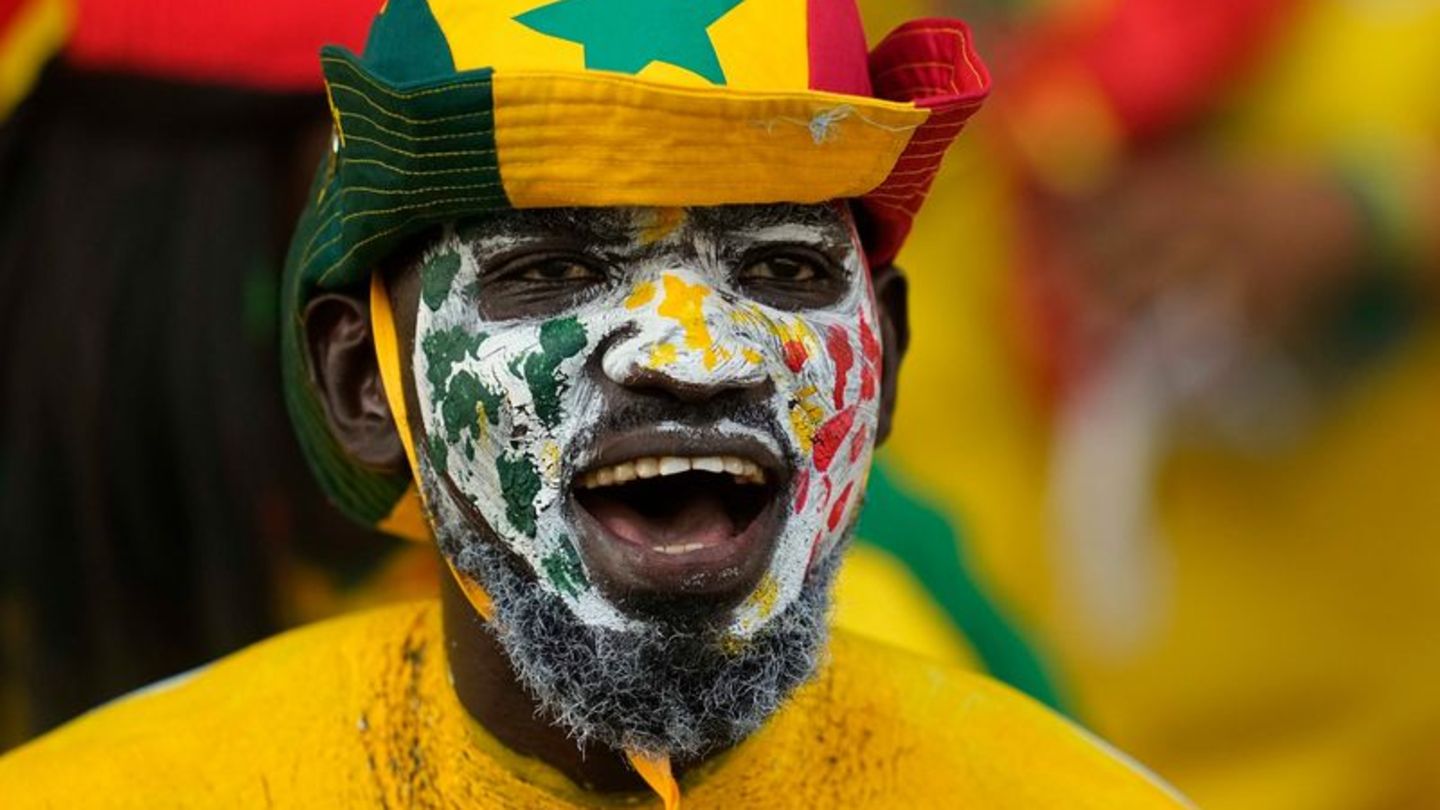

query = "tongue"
[586, 491, 738, 549]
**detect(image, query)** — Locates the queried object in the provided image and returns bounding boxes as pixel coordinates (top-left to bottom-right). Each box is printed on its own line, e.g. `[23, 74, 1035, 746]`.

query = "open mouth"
[568, 439, 788, 610]
[576, 455, 772, 555]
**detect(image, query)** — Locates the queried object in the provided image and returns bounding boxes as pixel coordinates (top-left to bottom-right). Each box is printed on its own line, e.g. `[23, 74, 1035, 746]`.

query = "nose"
[610, 361, 768, 403]
[602, 273, 769, 403]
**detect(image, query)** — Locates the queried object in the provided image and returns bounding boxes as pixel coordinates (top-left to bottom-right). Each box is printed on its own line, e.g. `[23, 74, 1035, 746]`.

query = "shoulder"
[0, 601, 442, 808]
[694, 630, 1192, 809]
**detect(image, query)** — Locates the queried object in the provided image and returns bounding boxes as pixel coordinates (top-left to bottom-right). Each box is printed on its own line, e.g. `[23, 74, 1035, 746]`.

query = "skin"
[303, 203, 909, 792]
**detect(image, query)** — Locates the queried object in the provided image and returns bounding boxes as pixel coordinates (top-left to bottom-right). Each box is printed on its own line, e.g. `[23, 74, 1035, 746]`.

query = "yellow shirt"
[0, 600, 1186, 809]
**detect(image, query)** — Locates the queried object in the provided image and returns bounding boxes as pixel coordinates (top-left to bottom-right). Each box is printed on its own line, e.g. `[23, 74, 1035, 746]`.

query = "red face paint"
[859, 317, 881, 366]
[827, 482, 855, 531]
[848, 425, 869, 464]
[783, 339, 808, 372]
[859, 365, 876, 402]
[812, 406, 857, 473]
[793, 467, 810, 513]
[824, 325, 854, 409]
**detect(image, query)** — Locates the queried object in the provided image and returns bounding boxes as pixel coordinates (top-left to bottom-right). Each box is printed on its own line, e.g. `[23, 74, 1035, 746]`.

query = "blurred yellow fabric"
[884, 1, 1440, 808]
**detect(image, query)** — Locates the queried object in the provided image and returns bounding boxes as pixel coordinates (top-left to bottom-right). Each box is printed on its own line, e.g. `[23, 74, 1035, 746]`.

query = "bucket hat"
[283, 0, 990, 534]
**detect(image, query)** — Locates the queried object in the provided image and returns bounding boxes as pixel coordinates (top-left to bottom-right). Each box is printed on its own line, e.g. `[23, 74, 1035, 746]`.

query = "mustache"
[568, 397, 794, 462]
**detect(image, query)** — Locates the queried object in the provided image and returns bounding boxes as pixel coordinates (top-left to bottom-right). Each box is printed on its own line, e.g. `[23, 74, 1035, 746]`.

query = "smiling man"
[0, 1, 1188, 807]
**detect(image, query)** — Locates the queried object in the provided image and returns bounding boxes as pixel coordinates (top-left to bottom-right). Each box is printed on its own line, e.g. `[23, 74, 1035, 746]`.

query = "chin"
[449, 522, 844, 758]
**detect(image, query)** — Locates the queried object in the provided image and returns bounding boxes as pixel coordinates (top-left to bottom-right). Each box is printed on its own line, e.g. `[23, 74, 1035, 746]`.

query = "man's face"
[410, 203, 883, 636]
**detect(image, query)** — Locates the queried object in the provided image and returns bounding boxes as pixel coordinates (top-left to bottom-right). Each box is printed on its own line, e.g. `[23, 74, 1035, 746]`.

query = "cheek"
[774, 290, 882, 554]
[772, 288, 881, 440]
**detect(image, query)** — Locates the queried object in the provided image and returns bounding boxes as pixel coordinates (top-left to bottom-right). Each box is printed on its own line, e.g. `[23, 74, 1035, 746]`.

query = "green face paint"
[496, 451, 542, 538]
[522, 317, 587, 428]
[440, 371, 487, 444]
[413, 205, 881, 635]
[421, 251, 463, 312]
[541, 541, 587, 598]
[421, 325, 486, 393]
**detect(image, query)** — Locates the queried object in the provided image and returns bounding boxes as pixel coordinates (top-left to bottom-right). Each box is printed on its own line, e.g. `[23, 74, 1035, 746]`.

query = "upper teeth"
[578, 455, 766, 489]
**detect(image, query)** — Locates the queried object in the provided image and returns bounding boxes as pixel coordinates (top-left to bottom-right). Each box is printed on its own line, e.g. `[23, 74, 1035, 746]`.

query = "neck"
[439, 566, 663, 793]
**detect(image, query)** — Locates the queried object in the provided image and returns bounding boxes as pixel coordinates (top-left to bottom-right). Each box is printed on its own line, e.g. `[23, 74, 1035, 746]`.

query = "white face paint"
[413, 205, 883, 635]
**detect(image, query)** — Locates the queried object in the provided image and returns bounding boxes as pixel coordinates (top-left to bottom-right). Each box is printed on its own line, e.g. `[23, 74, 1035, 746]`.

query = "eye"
[735, 247, 845, 309]
[500, 254, 607, 284]
[475, 249, 611, 319]
[741, 255, 820, 283]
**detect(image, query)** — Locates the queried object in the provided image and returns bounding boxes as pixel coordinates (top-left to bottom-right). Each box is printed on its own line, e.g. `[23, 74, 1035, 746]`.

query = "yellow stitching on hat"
[338, 195, 508, 224]
[336, 182, 505, 198]
[329, 82, 496, 124]
[341, 133, 499, 160]
[317, 214, 443, 284]
[335, 110, 492, 143]
[321, 56, 494, 99]
[338, 157, 502, 178]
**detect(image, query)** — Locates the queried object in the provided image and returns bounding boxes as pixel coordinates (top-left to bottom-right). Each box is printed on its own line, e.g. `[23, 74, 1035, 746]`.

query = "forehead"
[453, 203, 853, 248]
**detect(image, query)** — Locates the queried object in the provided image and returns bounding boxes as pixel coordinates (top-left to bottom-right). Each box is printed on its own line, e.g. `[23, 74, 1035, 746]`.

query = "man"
[0, 1, 1188, 806]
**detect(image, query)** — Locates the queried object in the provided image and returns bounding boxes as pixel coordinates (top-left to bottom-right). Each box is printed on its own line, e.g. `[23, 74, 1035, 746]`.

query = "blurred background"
[1, 1, 1436, 808]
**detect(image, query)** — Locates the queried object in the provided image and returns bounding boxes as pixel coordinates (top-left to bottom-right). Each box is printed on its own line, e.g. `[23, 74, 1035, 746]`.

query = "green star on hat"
[515, 0, 744, 85]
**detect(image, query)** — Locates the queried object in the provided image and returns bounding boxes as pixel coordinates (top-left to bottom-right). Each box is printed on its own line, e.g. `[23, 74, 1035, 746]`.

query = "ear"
[302, 292, 408, 471]
[872, 263, 910, 445]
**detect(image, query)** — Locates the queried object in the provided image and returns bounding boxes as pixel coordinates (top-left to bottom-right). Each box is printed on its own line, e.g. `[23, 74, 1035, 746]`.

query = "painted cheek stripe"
[827, 482, 855, 532]
[783, 339, 809, 373]
[812, 406, 857, 473]
[824, 324, 854, 409]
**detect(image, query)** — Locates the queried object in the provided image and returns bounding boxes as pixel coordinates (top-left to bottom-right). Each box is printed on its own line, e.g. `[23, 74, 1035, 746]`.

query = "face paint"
[413, 204, 882, 635]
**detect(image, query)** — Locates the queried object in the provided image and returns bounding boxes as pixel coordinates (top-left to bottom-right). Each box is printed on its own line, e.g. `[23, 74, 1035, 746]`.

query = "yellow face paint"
[746, 574, 780, 619]
[657, 273, 723, 370]
[625, 280, 656, 310]
[648, 343, 679, 368]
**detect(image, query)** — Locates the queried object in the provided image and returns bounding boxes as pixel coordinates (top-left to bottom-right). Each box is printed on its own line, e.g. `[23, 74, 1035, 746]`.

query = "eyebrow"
[456, 203, 848, 249]
[690, 203, 842, 235]
[456, 209, 638, 248]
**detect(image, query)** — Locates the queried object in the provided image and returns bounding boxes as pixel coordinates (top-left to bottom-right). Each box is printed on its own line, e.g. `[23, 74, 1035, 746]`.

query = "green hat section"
[283, 0, 524, 526]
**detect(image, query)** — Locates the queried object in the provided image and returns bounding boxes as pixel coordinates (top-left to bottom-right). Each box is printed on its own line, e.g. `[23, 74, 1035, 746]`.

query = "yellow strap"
[626, 751, 682, 810]
[369, 273, 494, 622]
[369, 273, 422, 479]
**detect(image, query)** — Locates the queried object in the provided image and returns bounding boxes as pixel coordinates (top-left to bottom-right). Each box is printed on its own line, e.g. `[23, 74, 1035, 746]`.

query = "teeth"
[652, 542, 707, 555]
[577, 455, 768, 489]
[692, 457, 725, 474]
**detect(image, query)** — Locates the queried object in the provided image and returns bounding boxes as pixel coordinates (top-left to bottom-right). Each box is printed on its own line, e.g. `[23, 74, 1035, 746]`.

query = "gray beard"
[420, 463, 840, 759]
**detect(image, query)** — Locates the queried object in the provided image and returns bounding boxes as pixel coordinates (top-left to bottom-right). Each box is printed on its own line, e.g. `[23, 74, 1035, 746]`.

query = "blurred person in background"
[0, 0, 1062, 752]
[882, 0, 1440, 807]
[0, 0, 415, 749]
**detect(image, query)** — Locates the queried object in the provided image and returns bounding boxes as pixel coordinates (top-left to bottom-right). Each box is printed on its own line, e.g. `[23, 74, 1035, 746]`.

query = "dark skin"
[302, 206, 909, 793]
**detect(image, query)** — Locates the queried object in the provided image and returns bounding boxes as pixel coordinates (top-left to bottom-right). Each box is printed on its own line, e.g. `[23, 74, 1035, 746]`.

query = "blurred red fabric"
[65, 0, 376, 90]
